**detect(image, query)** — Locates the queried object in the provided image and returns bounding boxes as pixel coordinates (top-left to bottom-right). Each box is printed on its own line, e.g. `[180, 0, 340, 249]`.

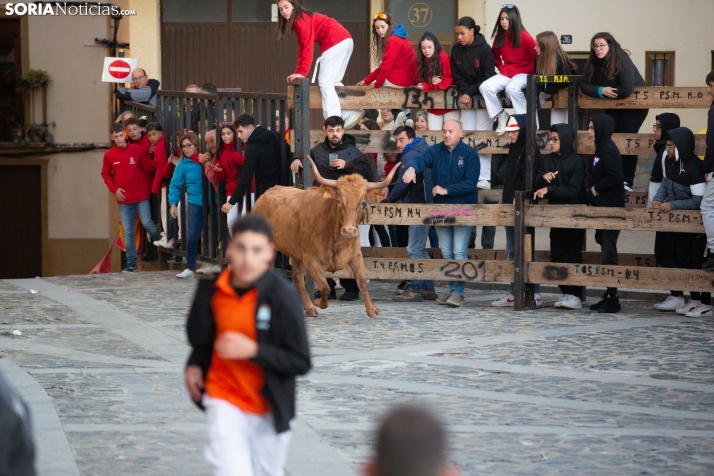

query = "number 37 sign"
[390, 0, 454, 35]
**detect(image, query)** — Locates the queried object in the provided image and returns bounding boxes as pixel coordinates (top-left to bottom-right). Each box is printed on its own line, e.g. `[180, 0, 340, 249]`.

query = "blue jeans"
[185, 203, 203, 271]
[435, 225, 473, 296]
[407, 225, 434, 293]
[119, 200, 159, 268]
[505, 226, 541, 294]
[428, 227, 439, 248]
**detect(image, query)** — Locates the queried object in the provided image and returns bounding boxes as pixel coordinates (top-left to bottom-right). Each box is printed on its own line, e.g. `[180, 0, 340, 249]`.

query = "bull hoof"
[306, 307, 319, 317]
[366, 306, 381, 318]
[314, 298, 329, 309]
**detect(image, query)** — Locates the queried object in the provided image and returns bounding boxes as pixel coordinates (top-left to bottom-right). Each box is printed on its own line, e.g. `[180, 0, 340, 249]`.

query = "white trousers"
[160, 187, 167, 238]
[226, 195, 239, 237]
[203, 396, 292, 476]
[461, 109, 493, 182]
[702, 174, 714, 253]
[551, 108, 568, 125]
[314, 38, 354, 120]
[358, 224, 370, 248]
[427, 110, 461, 130]
[479, 73, 528, 118]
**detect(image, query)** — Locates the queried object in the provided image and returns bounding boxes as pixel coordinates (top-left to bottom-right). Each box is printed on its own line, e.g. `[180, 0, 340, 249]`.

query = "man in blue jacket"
[385, 125, 438, 302]
[402, 119, 480, 307]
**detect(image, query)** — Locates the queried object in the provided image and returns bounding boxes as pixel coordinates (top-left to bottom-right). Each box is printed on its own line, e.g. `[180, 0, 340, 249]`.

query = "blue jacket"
[406, 139, 480, 204]
[392, 24, 409, 39]
[388, 137, 433, 203]
[169, 157, 203, 207]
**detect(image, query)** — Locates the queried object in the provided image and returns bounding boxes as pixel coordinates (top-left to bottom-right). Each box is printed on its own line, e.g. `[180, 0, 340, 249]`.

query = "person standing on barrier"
[277, 0, 363, 128]
[579, 32, 648, 192]
[650, 127, 710, 316]
[478, 5, 535, 136]
[148, 123, 174, 250]
[451, 17, 496, 190]
[491, 115, 542, 307]
[169, 132, 204, 279]
[534, 31, 577, 125]
[699, 70, 714, 271]
[402, 119, 480, 307]
[533, 123, 586, 309]
[586, 114, 625, 313]
[358, 13, 417, 91]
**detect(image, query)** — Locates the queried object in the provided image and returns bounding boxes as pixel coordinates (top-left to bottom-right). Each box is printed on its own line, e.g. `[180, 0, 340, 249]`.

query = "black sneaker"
[395, 281, 410, 295]
[122, 265, 137, 273]
[314, 288, 336, 300]
[340, 290, 360, 301]
[421, 288, 438, 301]
[589, 292, 609, 311]
[598, 294, 621, 314]
[703, 253, 714, 272]
[141, 248, 157, 262]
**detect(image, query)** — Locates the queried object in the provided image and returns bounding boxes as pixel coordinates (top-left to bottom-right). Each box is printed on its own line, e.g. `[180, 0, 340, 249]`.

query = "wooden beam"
[327, 258, 514, 282]
[577, 133, 706, 156]
[524, 205, 704, 233]
[529, 261, 714, 292]
[577, 88, 710, 109]
[624, 191, 648, 209]
[363, 203, 515, 227]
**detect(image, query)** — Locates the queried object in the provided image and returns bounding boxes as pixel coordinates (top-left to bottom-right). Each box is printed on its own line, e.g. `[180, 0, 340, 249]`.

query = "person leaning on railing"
[698, 70, 714, 271]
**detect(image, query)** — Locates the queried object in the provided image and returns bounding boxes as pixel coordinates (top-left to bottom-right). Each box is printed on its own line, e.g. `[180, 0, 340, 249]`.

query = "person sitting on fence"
[533, 123, 586, 310]
[222, 114, 284, 217]
[534, 31, 577, 125]
[169, 132, 204, 279]
[101, 123, 160, 273]
[358, 13, 417, 90]
[698, 70, 714, 271]
[114, 68, 160, 107]
[491, 115, 542, 308]
[213, 124, 246, 238]
[586, 114, 625, 314]
[650, 127, 711, 317]
[478, 5, 536, 136]
[402, 119, 480, 308]
[147, 123, 174, 251]
[125, 117, 156, 191]
[417, 32, 454, 131]
[451, 17, 496, 190]
[384, 125, 438, 302]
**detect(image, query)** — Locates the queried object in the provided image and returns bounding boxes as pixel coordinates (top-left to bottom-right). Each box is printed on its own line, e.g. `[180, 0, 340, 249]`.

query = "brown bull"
[252, 157, 397, 318]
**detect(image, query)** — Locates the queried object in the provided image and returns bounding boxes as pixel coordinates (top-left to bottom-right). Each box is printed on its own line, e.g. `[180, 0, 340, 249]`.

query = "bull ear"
[365, 189, 383, 203]
[322, 187, 338, 200]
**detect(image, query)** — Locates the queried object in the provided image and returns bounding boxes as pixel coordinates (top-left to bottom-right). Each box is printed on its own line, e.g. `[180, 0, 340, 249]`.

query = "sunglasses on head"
[501, 4, 515, 8]
[373, 12, 388, 20]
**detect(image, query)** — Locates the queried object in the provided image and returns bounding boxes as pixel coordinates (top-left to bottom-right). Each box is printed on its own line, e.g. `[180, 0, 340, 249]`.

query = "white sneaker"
[559, 294, 582, 310]
[491, 294, 515, 307]
[534, 293, 543, 307]
[685, 304, 713, 317]
[676, 300, 701, 315]
[495, 110, 510, 136]
[653, 295, 685, 312]
[153, 238, 168, 248]
[196, 263, 212, 275]
[344, 110, 366, 130]
[335, 279, 343, 290]
[176, 269, 195, 279]
[477, 179, 491, 190]
[209, 265, 222, 275]
[624, 182, 634, 192]
[394, 112, 407, 128]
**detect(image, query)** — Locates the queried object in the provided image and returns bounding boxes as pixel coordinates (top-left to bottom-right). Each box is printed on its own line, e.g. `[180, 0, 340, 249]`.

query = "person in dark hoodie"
[385, 125, 437, 302]
[451, 16, 496, 190]
[579, 32, 648, 192]
[533, 123, 586, 309]
[492, 114, 542, 308]
[699, 70, 714, 271]
[587, 114, 625, 313]
[650, 127, 710, 317]
[402, 119, 480, 307]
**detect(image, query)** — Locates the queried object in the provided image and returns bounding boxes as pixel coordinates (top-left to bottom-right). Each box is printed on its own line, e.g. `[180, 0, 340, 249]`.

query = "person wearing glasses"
[533, 123, 587, 310]
[169, 132, 204, 279]
[579, 32, 648, 192]
[357, 12, 417, 90]
[114, 68, 160, 107]
[478, 4, 536, 136]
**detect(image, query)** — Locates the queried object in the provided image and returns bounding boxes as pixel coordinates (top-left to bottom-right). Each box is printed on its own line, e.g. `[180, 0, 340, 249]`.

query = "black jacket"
[387, 137, 433, 204]
[533, 124, 587, 205]
[537, 56, 577, 94]
[229, 126, 285, 205]
[450, 33, 496, 98]
[186, 269, 311, 433]
[310, 134, 379, 182]
[502, 114, 542, 204]
[702, 100, 714, 174]
[650, 113, 681, 183]
[586, 114, 625, 207]
[580, 53, 646, 99]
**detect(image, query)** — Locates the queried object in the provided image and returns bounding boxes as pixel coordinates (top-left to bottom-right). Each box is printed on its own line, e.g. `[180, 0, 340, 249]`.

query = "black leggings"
[550, 228, 586, 296]
[675, 232, 711, 305]
[369, 225, 391, 247]
[605, 109, 649, 188]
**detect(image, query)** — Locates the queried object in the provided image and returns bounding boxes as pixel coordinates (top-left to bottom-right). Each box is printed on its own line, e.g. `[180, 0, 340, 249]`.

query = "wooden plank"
[577, 133, 707, 156]
[625, 191, 648, 209]
[363, 203, 515, 227]
[528, 261, 714, 292]
[524, 205, 704, 233]
[577, 88, 710, 109]
[327, 258, 514, 283]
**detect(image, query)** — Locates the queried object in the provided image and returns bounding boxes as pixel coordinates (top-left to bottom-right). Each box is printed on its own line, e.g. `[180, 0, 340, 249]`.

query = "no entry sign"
[102, 57, 138, 83]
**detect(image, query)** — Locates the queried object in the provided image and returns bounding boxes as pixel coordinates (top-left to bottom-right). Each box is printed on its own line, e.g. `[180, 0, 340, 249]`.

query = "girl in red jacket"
[357, 12, 417, 89]
[213, 124, 245, 237]
[276, 0, 362, 128]
[416, 31, 456, 130]
[478, 4, 536, 135]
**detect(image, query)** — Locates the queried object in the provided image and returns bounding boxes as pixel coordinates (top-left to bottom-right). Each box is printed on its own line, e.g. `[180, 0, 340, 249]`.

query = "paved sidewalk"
[1, 271, 713, 475]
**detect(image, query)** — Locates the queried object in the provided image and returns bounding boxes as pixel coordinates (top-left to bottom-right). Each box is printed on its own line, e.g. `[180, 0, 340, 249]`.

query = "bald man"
[402, 119, 480, 307]
[115, 68, 161, 107]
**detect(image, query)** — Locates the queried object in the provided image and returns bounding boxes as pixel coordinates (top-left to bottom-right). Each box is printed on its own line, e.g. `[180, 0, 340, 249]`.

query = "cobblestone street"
[1, 271, 713, 475]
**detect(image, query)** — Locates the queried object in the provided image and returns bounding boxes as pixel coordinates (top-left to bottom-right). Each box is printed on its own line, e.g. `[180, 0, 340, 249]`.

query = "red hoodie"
[293, 12, 351, 78]
[213, 141, 245, 197]
[101, 143, 153, 204]
[363, 34, 418, 88]
[492, 30, 536, 78]
[129, 132, 156, 190]
[151, 136, 174, 194]
[420, 50, 455, 116]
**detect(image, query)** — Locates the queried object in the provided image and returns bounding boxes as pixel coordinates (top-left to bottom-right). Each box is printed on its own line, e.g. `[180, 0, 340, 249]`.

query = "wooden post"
[514, 192, 528, 310]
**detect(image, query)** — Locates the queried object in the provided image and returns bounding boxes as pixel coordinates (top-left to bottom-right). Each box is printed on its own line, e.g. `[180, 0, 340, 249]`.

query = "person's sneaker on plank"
[421, 288, 438, 301]
[495, 110, 510, 135]
[677, 300, 701, 315]
[445, 294, 464, 307]
[491, 294, 515, 307]
[653, 295, 685, 312]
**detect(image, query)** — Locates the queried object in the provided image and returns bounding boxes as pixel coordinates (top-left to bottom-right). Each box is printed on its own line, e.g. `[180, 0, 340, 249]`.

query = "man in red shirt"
[185, 215, 310, 476]
[101, 123, 160, 272]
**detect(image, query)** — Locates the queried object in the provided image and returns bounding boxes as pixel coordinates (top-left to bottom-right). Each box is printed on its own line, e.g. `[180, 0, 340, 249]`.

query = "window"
[232, 0, 271, 22]
[162, 0, 227, 23]
[645, 52, 675, 87]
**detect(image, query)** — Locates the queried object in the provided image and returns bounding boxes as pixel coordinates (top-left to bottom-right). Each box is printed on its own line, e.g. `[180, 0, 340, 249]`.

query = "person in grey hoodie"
[650, 127, 710, 317]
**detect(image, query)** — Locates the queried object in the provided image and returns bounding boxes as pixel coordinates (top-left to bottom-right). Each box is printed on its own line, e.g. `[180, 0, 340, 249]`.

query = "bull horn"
[367, 159, 400, 190]
[307, 155, 337, 188]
